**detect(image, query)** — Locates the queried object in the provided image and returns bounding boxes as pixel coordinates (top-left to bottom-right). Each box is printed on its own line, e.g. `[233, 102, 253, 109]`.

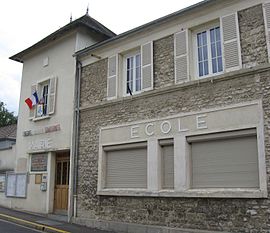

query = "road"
[0, 219, 42, 233]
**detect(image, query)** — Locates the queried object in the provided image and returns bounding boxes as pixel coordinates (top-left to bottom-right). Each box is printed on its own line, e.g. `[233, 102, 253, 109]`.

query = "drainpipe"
[69, 58, 82, 222]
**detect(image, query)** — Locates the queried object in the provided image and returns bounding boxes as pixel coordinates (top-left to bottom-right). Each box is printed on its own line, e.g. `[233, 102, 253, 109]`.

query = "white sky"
[0, 0, 201, 115]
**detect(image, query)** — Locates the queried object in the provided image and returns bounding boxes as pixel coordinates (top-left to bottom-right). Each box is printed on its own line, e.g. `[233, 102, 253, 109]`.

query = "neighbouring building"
[0, 124, 16, 207]
[6, 14, 115, 217]
[73, 0, 270, 232]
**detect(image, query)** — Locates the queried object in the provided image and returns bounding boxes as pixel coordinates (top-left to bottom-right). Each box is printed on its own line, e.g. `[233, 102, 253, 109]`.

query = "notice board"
[6, 173, 27, 198]
[31, 153, 47, 172]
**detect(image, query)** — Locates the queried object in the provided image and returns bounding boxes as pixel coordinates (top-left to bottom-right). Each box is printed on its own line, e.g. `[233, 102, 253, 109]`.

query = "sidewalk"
[0, 206, 114, 233]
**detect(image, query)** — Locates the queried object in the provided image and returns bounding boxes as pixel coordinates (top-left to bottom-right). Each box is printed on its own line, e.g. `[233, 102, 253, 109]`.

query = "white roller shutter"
[107, 55, 118, 99]
[105, 146, 147, 189]
[161, 142, 174, 189]
[190, 133, 259, 189]
[174, 30, 189, 83]
[141, 42, 153, 91]
[48, 77, 57, 115]
[221, 13, 242, 72]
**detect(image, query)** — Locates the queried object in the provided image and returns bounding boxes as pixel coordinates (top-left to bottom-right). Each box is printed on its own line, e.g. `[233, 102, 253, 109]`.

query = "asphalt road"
[0, 219, 42, 233]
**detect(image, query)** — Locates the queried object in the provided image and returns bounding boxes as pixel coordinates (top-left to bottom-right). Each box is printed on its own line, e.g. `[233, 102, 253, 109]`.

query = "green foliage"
[0, 102, 17, 127]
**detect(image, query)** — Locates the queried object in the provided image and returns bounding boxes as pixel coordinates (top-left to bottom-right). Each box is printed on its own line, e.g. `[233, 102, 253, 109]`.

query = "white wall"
[0, 145, 16, 172]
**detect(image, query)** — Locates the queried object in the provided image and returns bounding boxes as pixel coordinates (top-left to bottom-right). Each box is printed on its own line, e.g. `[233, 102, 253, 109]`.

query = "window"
[196, 26, 223, 78]
[37, 81, 49, 117]
[160, 139, 174, 190]
[104, 142, 147, 189]
[125, 53, 141, 95]
[187, 129, 259, 189]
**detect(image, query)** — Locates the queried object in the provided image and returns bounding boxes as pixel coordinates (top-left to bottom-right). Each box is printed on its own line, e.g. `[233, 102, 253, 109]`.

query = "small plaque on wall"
[31, 154, 47, 172]
[35, 174, 42, 184]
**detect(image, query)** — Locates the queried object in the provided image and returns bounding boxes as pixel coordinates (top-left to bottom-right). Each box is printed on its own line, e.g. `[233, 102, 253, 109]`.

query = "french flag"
[25, 92, 39, 109]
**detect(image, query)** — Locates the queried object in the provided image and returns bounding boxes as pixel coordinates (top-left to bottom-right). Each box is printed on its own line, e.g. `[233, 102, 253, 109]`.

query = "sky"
[0, 0, 201, 115]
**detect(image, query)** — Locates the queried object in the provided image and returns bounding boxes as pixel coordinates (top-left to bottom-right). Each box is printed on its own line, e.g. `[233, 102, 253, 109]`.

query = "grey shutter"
[29, 84, 37, 119]
[141, 42, 153, 91]
[174, 30, 189, 83]
[190, 135, 259, 189]
[161, 143, 174, 189]
[221, 13, 242, 72]
[263, 3, 270, 62]
[105, 147, 147, 188]
[48, 77, 57, 115]
[107, 55, 118, 99]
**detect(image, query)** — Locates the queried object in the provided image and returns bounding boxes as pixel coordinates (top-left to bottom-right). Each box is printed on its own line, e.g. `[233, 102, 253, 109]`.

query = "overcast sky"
[0, 0, 201, 115]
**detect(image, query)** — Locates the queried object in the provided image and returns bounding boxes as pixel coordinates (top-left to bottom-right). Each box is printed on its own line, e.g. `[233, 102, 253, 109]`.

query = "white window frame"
[122, 51, 142, 96]
[193, 22, 224, 79]
[33, 77, 51, 121]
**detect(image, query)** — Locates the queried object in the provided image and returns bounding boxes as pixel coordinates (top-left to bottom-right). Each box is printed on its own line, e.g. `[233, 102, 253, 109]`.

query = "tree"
[0, 101, 17, 127]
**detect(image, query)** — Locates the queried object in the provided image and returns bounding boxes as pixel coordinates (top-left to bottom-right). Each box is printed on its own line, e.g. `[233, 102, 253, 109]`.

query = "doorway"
[54, 152, 70, 214]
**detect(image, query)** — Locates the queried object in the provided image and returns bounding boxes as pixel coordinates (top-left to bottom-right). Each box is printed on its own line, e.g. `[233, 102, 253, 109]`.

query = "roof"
[10, 14, 116, 63]
[75, 0, 216, 58]
[0, 124, 17, 140]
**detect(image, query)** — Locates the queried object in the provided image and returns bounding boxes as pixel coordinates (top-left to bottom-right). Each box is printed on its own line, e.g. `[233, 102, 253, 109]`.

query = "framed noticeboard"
[0, 174, 6, 192]
[30, 153, 48, 172]
[6, 173, 27, 198]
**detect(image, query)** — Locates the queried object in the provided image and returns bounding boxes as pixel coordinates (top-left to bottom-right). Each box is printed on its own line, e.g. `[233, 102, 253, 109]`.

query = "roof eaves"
[10, 15, 116, 63]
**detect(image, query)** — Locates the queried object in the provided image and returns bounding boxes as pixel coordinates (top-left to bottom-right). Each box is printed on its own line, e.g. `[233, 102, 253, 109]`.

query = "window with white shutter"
[48, 77, 57, 115]
[221, 13, 242, 72]
[174, 30, 189, 83]
[107, 55, 118, 99]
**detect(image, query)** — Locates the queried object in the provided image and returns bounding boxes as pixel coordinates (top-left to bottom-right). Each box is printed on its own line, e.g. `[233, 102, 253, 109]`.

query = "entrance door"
[54, 152, 70, 214]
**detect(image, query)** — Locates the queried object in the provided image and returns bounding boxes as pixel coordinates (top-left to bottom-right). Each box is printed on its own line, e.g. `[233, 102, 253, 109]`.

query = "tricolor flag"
[25, 92, 39, 109]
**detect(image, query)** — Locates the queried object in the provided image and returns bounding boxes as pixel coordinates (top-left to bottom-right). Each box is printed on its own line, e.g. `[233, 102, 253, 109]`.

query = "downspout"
[69, 57, 82, 222]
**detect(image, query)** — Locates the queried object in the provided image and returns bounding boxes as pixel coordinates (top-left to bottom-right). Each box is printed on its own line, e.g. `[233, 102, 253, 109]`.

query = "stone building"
[73, 0, 270, 232]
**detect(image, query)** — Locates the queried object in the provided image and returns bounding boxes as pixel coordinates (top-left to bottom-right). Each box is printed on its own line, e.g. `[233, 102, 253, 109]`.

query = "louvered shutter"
[221, 13, 242, 72]
[107, 55, 118, 99]
[29, 84, 37, 119]
[141, 42, 153, 91]
[174, 30, 189, 83]
[48, 76, 57, 115]
[263, 3, 270, 62]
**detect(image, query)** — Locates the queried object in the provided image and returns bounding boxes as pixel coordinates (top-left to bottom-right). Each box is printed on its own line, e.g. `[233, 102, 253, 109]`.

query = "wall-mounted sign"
[31, 154, 48, 172]
[28, 138, 53, 151]
[100, 102, 260, 145]
[23, 124, 61, 137]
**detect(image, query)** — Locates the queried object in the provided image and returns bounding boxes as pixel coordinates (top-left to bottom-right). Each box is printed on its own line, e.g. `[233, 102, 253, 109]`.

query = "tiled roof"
[10, 14, 116, 63]
[0, 124, 17, 139]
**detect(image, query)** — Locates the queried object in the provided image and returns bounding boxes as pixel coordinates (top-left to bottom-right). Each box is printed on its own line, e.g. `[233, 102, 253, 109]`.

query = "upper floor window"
[125, 53, 141, 95]
[37, 81, 49, 117]
[195, 26, 223, 78]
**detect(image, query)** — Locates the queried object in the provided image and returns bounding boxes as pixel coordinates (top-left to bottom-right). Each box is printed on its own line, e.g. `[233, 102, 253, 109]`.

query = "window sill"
[97, 188, 267, 198]
[32, 115, 50, 122]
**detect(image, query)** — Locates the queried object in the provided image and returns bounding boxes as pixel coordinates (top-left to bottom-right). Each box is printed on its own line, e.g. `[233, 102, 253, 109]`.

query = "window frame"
[193, 22, 224, 79]
[122, 51, 142, 96]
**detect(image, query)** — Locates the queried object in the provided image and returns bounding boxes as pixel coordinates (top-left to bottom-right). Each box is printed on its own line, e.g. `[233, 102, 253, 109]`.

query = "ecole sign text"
[130, 114, 207, 139]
